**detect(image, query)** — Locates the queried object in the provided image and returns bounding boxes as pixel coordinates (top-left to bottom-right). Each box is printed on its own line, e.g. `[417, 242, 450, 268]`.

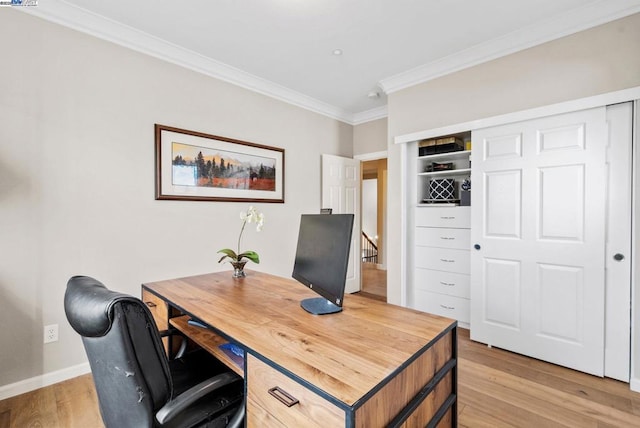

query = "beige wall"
[386, 13, 640, 305]
[0, 11, 352, 388]
[353, 118, 388, 156]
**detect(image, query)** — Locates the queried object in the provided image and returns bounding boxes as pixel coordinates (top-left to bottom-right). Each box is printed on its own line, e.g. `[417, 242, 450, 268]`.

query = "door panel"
[471, 107, 607, 376]
[537, 263, 583, 342]
[539, 164, 584, 241]
[483, 258, 520, 329]
[484, 170, 522, 238]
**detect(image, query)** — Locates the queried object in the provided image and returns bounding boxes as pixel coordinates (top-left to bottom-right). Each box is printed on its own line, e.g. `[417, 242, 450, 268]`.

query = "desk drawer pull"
[440, 216, 455, 220]
[440, 304, 455, 310]
[440, 281, 455, 287]
[268, 386, 299, 407]
[145, 301, 157, 308]
[440, 236, 455, 240]
[440, 259, 455, 263]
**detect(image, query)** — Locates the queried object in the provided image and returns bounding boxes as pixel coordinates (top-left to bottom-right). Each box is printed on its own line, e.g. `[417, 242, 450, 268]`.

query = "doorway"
[361, 158, 387, 300]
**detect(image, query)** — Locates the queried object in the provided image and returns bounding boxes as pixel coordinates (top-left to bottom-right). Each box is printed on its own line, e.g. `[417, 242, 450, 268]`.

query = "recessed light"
[332, 49, 343, 56]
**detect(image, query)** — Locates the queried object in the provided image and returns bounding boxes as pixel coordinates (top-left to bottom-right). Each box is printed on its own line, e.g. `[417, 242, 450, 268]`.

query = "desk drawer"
[141, 289, 168, 330]
[415, 206, 470, 228]
[246, 354, 344, 427]
[415, 246, 470, 274]
[415, 227, 470, 250]
[414, 290, 470, 324]
[415, 268, 470, 299]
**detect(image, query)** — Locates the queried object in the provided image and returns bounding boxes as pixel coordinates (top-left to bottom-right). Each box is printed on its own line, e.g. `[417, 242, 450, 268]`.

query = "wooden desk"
[142, 270, 457, 427]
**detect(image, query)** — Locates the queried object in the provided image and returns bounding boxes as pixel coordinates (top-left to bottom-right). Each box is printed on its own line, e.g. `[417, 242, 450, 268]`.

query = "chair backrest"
[64, 276, 172, 427]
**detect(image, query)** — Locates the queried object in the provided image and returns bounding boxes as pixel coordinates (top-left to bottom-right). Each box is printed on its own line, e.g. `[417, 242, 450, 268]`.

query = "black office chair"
[64, 276, 244, 428]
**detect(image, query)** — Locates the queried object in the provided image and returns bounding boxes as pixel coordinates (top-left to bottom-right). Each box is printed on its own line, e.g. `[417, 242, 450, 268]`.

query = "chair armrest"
[226, 401, 245, 428]
[157, 329, 188, 359]
[155, 372, 241, 425]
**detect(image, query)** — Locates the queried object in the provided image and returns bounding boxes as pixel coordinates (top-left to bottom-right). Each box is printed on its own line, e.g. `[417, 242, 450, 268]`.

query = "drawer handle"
[144, 301, 157, 308]
[440, 304, 455, 310]
[268, 386, 299, 407]
[440, 259, 455, 263]
[440, 216, 455, 220]
[440, 281, 455, 287]
[440, 237, 455, 240]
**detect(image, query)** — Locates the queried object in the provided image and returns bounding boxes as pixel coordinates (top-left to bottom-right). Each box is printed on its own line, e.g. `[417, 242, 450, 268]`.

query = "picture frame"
[155, 124, 285, 203]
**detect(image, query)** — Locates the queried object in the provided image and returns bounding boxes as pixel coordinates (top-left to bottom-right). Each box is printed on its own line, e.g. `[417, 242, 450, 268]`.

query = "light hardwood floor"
[2, 330, 639, 427]
[360, 262, 387, 300]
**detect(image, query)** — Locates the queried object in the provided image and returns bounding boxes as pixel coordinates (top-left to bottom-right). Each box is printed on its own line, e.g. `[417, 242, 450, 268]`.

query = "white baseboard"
[630, 377, 640, 393]
[0, 362, 91, 401]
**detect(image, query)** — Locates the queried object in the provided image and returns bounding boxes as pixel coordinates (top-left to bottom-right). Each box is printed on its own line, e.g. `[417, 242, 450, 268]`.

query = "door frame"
[355, 150, 388, 270]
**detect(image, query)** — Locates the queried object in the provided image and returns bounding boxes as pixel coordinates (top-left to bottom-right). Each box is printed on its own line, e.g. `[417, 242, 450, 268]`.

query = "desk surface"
[143, 270, 455, 407]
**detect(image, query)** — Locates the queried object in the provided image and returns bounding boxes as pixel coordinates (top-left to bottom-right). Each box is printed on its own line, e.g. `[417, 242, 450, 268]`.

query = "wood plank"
[460, 340, 637, 414]
[457, 328, 640, 427]
[2, 318, 640, 427]
[169, 315, 244, 377]
[53, 373, 103, 428]
[8, 386, 60, 427]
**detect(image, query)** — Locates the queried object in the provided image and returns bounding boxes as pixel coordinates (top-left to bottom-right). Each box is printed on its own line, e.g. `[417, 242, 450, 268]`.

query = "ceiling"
[23, 0, 640, 124]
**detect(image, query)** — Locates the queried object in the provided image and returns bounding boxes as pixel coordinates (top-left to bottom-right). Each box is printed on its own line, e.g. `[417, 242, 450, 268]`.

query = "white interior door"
[470, 107, 608, 376]
[322, 154, 361, 294]
[604, 102, 633, 381]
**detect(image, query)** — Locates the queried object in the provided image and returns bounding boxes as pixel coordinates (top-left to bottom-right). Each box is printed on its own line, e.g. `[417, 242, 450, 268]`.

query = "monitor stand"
[300, 297, 342, 315]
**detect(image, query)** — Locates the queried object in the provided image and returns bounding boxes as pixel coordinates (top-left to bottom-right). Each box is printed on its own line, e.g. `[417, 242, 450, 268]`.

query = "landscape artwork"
[155, 124, 284, 203]
[171, 142, 277, 191]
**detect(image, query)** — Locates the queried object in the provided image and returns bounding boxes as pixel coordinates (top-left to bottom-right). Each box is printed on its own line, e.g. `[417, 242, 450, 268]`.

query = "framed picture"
[155, 124, 285, 203]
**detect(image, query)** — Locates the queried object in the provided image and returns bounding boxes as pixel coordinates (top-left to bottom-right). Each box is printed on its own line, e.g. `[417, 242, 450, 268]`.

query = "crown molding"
[19, 0, 356, 124]
[379, 0, 640, 94]
[352, 105, 388, 125]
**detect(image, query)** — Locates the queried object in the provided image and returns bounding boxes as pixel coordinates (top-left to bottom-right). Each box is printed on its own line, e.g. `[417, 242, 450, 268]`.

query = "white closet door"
[604, 102, 633, 381]
[470, 107, 607, 376]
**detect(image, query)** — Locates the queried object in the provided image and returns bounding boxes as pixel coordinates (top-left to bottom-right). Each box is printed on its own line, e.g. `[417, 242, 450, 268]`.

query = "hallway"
[360, 263, 386, 301]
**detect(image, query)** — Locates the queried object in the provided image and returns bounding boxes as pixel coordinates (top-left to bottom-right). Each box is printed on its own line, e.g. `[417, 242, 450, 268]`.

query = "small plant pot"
[231, 261, 247, 278]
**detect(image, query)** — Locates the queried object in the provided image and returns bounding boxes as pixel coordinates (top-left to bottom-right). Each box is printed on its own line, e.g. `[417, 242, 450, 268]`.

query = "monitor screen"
[292, 213, 354, 315]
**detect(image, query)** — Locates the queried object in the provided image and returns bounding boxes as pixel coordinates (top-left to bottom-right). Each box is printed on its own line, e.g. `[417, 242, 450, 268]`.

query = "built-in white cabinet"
[411, 136, 473, 326]
[414, 206, 471, 325]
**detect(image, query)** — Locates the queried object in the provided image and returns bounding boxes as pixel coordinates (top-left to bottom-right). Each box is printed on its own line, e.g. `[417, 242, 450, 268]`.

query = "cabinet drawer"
[415, 268, 470, 299]
[415, 227, 470, 250]
[415, 206, 470, 228]
[415, 247, 470, 274]
[414, 290, 470, 324]
[141, 289, 168, 330]
[247, 354, 344, 427]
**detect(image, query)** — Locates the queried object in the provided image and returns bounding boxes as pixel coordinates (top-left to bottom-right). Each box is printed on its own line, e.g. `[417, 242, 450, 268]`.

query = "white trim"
[352, 106, 388, 125]
[354, 150, 388, 161]
[631, 99, 639, 392]
[19, 1, 355, 124]
[380, 1, 640, 94]
[399, 142, 408, 307]
[0, 362, 90, 400]
[395, 86, 640, 144]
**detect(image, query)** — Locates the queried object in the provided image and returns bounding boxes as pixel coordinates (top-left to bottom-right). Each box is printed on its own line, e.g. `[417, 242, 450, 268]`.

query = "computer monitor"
[292, 213, 354, 315]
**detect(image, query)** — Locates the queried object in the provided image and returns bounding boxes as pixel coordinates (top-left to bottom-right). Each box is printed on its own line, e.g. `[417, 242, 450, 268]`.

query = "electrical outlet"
[44, 324, 58, 343]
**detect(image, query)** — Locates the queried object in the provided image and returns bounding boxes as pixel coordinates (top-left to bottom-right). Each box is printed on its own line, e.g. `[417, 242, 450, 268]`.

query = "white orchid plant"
[218, 206, 265, 265]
